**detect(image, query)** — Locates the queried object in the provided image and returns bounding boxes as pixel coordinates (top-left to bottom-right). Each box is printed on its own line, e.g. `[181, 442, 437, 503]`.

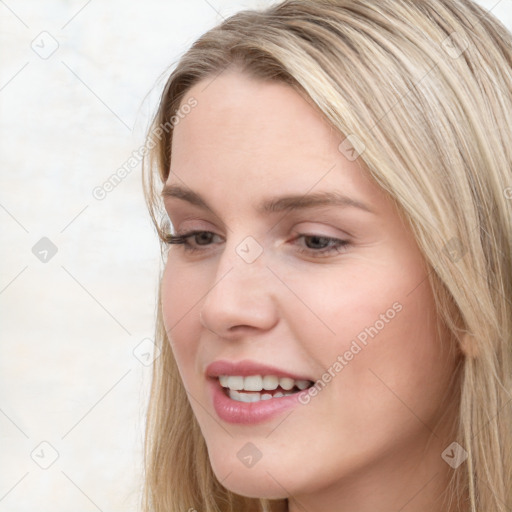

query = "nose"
[199, 247, 279, 339]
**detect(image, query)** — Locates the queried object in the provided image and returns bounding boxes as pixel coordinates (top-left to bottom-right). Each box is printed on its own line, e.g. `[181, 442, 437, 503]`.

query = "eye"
[295, 234, 350, 257]
[162, 230, 349, 258]
[303, 235, 335, 249]
[164, 230, 223, 251]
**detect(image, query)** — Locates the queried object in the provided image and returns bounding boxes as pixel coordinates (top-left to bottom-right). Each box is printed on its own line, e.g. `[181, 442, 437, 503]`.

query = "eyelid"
[163, 203, 227, 234]
[165, 215, 220, 235]
[290, 221, 351, 240]
[163, 229, 224, 249]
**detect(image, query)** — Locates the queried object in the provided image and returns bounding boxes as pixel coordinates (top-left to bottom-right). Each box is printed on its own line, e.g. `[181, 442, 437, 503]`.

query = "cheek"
[160, 258, 208, 383]
[243, 266, 455, 487]
[277, 260, 412, 359]
[279, 260, 453, 419]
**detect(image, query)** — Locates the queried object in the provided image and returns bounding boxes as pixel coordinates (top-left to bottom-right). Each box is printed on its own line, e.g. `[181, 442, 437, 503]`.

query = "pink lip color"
[206, 359, 312, 425]
[206, 359, 312, 381]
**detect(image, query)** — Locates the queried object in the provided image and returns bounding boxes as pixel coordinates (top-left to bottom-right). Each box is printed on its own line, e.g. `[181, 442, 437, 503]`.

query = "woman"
[142, 0, 512, 510]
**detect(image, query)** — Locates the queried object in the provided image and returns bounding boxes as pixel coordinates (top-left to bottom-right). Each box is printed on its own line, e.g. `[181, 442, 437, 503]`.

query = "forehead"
[172, 71, 357, 184]
[168, 70, 386, 214]
[171, 70, 338, 165]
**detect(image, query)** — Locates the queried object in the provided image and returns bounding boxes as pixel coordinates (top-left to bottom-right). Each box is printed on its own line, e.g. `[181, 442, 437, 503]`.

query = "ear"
[459, 332, 478, 358]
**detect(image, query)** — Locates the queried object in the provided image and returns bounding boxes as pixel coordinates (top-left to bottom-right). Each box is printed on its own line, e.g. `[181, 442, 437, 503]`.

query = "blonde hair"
[142, 1, 512, 510]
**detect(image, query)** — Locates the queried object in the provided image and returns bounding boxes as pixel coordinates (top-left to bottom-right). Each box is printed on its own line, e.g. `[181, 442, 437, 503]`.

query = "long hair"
[142, 1, 512, 510]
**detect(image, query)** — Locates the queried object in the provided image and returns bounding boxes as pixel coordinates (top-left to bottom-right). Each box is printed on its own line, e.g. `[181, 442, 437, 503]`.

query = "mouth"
[206, 359, 316, 424]
[219, 374, 314, 402]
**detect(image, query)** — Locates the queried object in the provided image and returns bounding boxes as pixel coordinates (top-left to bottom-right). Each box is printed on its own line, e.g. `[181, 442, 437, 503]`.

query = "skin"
[160, 70, 462, 512]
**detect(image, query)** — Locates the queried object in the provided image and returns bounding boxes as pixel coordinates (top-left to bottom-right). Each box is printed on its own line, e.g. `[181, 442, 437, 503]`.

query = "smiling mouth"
[219, 375, 314, 402]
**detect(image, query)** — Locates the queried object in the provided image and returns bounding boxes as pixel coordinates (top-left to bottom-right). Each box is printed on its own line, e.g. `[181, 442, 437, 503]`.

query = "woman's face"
[161, 71, 460, 506]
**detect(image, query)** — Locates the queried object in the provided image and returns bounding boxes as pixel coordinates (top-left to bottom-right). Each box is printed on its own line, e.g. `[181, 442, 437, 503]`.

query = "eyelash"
[163, 230, 350, 258]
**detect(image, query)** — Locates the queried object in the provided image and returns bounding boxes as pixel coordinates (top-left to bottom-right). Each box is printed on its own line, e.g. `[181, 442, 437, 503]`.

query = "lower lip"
[209, 378, 309, 425]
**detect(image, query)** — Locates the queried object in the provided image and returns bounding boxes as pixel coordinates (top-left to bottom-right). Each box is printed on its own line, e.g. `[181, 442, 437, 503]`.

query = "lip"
[206, 359, 313, 381]
[206, 359, 313, 425]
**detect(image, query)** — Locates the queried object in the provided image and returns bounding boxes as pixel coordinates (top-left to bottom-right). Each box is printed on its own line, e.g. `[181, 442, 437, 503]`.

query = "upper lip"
[206, 359, 314, 382]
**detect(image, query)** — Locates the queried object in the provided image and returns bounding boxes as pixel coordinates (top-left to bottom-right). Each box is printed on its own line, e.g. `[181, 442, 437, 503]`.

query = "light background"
[0, 1, 510, 511]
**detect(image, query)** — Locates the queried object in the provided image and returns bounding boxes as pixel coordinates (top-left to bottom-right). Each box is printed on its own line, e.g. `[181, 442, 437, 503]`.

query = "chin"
[207, 447, 290, 499]
[217, 470, 289, 500]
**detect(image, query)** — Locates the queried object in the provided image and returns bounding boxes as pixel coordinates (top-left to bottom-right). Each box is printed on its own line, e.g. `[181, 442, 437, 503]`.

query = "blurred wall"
[0, 1, 510, 511]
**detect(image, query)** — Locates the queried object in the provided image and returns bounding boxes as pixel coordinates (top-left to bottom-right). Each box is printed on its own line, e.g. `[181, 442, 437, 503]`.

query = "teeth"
[262, 375, 279, 390]
[244, 375, 263, 391]
[219, 375, 312, 392]
[225, 376, 244, 390]
[229, 390, 259, 402]
[296, 380, 310, 390]
[228, 389, 292, 402]
[279, 377, 294, 390]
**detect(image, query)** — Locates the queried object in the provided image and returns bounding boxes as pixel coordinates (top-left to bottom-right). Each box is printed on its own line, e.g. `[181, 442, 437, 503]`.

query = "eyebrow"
[161, 184, 374, 215]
